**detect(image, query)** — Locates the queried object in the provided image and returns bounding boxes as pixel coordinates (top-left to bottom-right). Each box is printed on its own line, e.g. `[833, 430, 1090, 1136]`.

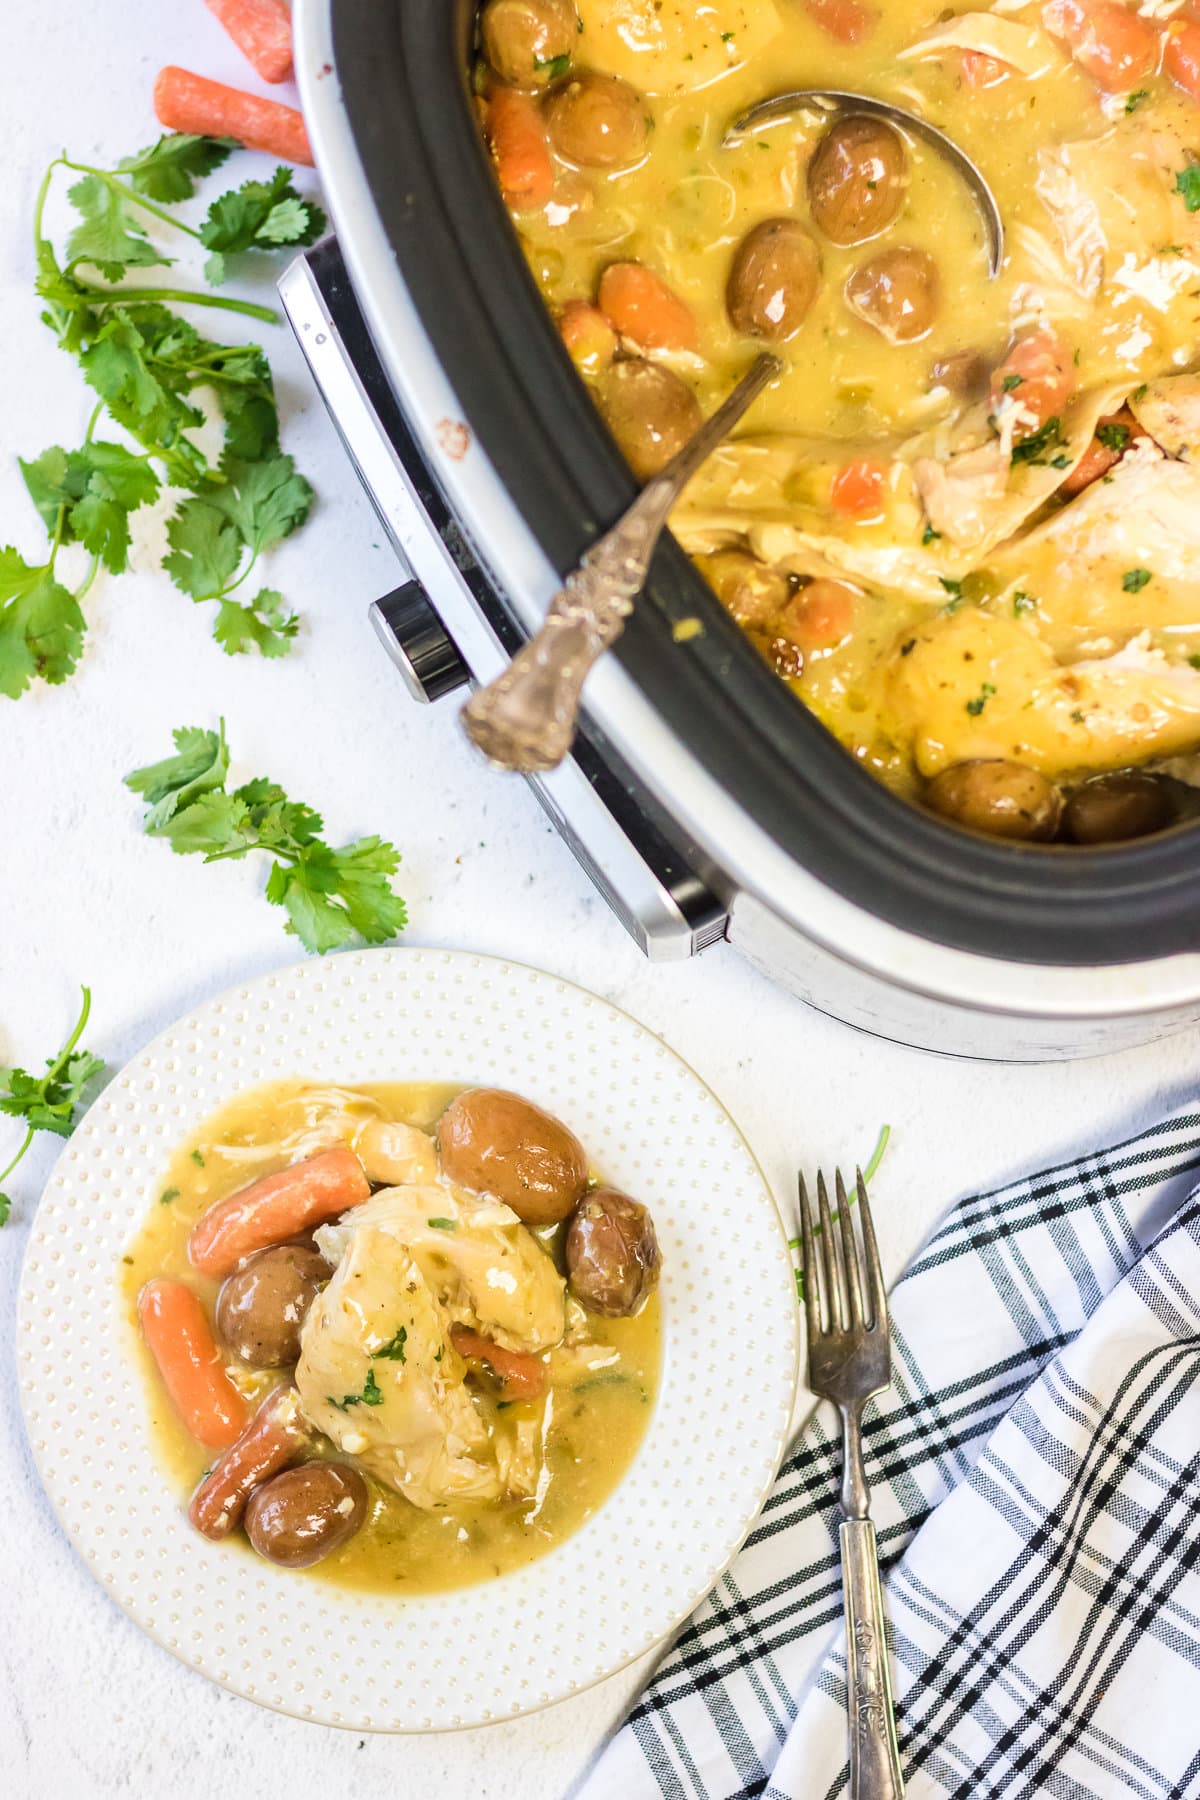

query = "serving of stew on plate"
[123, 1080, 661, 1592]
[474, 0, 1200, 842]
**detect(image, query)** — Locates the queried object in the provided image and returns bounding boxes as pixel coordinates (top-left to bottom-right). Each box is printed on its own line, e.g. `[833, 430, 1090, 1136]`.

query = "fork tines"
[797, 1168, 889, 1351]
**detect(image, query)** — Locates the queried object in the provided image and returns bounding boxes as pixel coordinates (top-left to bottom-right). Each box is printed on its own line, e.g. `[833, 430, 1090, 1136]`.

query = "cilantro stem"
[863, 1123, 891, 1187]
[0, 987, 94, 1195]
[0, 1126, 35, 1193]
[73, 556, 101, 604]
[57, 158, 204, 241]
[83, 400, 105, 444]
[77, 281, 278, 324]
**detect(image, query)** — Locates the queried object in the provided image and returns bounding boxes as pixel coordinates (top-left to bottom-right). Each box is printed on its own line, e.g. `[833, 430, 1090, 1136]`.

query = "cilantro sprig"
[124, 722, 409, 955]
[0, 987, 105, 1225]
[6, 135, 323, 695]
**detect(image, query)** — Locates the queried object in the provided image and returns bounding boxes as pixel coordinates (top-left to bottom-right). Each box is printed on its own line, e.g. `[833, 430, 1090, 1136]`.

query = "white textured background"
[1, 4, 1198, 1796]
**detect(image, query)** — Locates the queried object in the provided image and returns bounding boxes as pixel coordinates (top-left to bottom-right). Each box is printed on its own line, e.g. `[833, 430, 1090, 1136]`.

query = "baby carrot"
[557, 300, 618, 377]
[485, 86, 554, 208]
[203, 0, 295, 84]
[188, 1145, 370, 1278]
[598, 263, 699, 353]
[203, 0, 294, 84]
[1165, 18, 1200, 102]
[451, 1326, 546, 1401]
[138, 1278, 249, 1450]
[189, 1384, 309, 1540]
[830, 458, 887, 520]
[154, 66, 312, 166]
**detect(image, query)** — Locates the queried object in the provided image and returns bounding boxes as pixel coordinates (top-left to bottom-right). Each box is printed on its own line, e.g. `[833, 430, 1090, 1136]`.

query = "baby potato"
[726, 219, 822, 343]
[245, 1463, 368, 1569]
[598, 358, 702, 480]
[216, 1244, 329, 1368]
[544, 71, 650, 169]
[807, 115, 907, 246]
[845, 247, 940, 343]
[437, 1088, 589, 1223]
[566, 1188, 660, 1316]
[1061, 773, 1175, 844]
[925, 760, 1063, 841]
[480, 0, 579, 88]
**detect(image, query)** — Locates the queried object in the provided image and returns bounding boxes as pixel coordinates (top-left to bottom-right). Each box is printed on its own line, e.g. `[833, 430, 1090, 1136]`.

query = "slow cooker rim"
[309, 0, 1200, 969]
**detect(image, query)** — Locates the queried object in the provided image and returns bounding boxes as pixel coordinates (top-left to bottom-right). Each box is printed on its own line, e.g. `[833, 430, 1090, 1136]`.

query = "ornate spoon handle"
[461, 352, 781, 775]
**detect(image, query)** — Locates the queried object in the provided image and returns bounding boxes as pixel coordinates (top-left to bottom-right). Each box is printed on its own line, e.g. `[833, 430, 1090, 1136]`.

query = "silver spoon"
[461, 351, 782, 775]
[724, 89, 1004, 278]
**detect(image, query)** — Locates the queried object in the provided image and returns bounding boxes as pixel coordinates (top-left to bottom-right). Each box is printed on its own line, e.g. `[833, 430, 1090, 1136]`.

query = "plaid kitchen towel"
[580, 1105, 1200, 1800]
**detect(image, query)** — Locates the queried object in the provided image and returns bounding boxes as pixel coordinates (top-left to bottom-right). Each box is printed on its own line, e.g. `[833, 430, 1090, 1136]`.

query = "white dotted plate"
[17, 949, 799, 1732]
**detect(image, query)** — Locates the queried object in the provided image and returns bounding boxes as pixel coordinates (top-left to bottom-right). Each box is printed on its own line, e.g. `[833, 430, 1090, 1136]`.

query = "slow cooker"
[286, 0, 1200, 1061]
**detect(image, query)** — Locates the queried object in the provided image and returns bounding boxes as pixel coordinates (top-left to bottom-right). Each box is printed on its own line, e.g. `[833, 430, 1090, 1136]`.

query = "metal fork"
[798, 1169, 904, 1800]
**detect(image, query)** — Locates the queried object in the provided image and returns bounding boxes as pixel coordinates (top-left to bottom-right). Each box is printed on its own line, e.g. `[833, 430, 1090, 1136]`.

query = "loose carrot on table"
[597, 263, 699, 353]
[189, 1384, 309, 1540]
[485, 85, 554, 208]
[138, 1278, 249, 1450]
[154, 66, 312, 166]
[188, 1145, 370, 1277]
[451, 1326, 547, 1402]
[204, 0, 294, 84]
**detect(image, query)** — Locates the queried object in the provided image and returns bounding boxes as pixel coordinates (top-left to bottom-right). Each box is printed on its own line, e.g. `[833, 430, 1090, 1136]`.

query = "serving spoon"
[724, 89, 1005, 278]
[460, 351, 782, 775]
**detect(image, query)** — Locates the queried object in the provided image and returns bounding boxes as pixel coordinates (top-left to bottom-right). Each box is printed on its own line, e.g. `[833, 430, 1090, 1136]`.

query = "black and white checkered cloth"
[580, 1107, 1200, 1800]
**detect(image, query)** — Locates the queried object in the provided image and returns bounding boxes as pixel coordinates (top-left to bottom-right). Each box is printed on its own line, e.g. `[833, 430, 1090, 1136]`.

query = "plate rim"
[16, 945, 800, 1732]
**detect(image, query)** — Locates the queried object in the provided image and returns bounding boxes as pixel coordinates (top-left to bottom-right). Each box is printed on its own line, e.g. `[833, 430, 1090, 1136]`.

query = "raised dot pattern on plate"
[17, 948, 799, 1732]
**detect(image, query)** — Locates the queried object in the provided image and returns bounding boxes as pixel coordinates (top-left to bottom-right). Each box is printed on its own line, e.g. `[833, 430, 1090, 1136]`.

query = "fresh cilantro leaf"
[1002, 373, 1023, 392]
[1010, 415, 1066, 467]
[534, 53, 571, 77]
[939, 576, 964, 598]
[79, 308, 207, 486]
[965, 681, 997, 717]
[213, 590, 299, 658]
[211, 454, 313, 556]
[1012, 590, 1036, 615]
[1175, 161, 1200, 212]
[328, 1366, 385, 1409]
[1125, 89, 1149, 113]
[21, 441, 159, 574]
[1097, 422, 1131, 453]
[160, 1187, 180, 1205]
[124, 721, 230, 831]
[0, 546, 86, 698]
[118, 134, 236, 203]
[1123, 567, 1152, 592]
[0, 987, 104, 1222]
[922, 523, 941, 545]
[164, 497, 243, 600]
[200, 167, 326, 285]
[190, 1149, 205, 1167]
[65, 173, 171, 282]
[125, 724, 407, 954]
[426, 1218, 456, 1232]
[375, 1327, 408, 1361]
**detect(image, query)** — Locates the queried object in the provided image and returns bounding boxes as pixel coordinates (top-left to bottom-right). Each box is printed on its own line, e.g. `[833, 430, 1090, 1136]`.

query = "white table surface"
[2, 5, 1199, 1796]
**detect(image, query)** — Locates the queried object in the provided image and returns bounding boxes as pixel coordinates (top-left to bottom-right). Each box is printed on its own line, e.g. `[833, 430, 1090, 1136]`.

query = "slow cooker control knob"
[369, 581, 469, 704]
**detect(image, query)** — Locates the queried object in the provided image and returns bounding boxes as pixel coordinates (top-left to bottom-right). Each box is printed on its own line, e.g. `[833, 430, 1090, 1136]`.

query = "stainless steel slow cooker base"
[287, 0, 1200, 1062]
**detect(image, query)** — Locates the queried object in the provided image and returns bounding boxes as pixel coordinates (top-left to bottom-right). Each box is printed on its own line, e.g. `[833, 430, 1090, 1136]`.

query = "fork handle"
[840, 1518, 905, 1799]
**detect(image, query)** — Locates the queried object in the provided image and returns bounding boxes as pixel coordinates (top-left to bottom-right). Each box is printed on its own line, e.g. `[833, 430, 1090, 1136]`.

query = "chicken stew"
[123, 1081, 661, 1593]
[474, 0, 1200, 843]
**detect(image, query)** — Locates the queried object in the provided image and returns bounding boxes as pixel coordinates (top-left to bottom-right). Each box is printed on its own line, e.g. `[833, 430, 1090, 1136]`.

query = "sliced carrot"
[1049, 0, 1159, 92]
[139, 1278, 249, 1450]
[960, 49, 1013, 90]
[558, 299, 618, 377]
[597, 262, 699, 353]
[1058, 407, 1144, 497]
[203, 0, 293, 84]
[188, 1385, 309, 1540]
[803, 0, 879, 44]
[188, 1146, 370, 1278]
[989, 329, 1078, 434]
[779, 580, 860, 649]
[830, 458, 887, 520]
[485, 85, 554, 208]
[1164, 17, 1200, 101]
[451, 1326, 547, 1401]
[154, 66, 312, 165]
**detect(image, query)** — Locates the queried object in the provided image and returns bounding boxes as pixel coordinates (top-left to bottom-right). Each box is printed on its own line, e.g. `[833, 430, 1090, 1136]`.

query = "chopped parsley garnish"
[1010, 416, 1067, 467]
[1097, 422, 1131, 453]
[1001, 373, 1024, 392]
[1012, 590, 1036, 616]
[922, 523, 941, 545]
[1176, 162, 1200, 212]
[1189, 654, 1200, 670]
[159, 1187, 180, 1206]
[1071, 709, 1087, 725]
[328, 1366, 385, 1411]
[1122, 567, 1152, 593]
[190, 1149, 205, 1168]
[427, 1216, 456, 1232]
[0, 986, 104, 1225]
[939, 576, 964, 598]
[374, 1327, 408, 1363]
[966, 682, 997, 717]
[1125, 89, 1149, 114]
[533, 53, 571, 77]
